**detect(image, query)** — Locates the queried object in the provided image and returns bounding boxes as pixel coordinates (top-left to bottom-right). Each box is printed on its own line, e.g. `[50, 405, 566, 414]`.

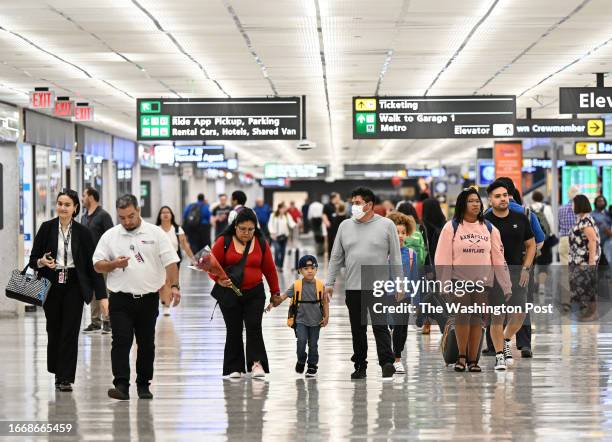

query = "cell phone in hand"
[44, 252, 54, 262]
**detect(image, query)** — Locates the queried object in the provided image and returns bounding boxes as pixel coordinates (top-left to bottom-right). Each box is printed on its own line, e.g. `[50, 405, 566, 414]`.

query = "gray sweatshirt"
[325, 214, 402, 290]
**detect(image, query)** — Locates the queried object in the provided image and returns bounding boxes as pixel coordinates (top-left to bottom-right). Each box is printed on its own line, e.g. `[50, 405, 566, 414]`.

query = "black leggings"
[219, 283, 269, 376]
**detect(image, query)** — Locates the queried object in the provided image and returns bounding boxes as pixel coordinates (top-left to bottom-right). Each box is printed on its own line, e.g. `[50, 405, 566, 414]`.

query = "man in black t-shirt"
[211, 193, 232, 238]
[484, 180, 536, 370]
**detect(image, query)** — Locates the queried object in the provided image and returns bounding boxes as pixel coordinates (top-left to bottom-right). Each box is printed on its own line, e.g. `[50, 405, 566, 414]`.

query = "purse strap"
[227, 238, 252, 288]
[20, 264, 30, 276]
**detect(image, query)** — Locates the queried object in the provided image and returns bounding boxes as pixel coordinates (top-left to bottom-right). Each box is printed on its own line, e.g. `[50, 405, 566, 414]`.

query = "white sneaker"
[163, 305, 171, 317]
[495, 353, 507, 371]
[229, 371, 242, 379]
[393, 361, 405, 374]
[503, 340, 514, 366]
[251, 362, 266, 378]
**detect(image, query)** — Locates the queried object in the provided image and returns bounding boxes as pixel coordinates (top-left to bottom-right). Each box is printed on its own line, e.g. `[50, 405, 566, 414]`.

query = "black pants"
[219, 284, 269, 376]
[43, 269, 84, 383]
[199, 224, 211, 250]
[345, 290, 394, 369]
[109, 292, 159, 388]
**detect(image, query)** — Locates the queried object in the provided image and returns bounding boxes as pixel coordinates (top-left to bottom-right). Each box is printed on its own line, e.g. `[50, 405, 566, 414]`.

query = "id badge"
[58, 270, 66, 284]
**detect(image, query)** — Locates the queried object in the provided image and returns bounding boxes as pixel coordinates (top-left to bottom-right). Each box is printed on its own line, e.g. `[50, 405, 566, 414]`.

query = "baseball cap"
[298, 255, 318, 269]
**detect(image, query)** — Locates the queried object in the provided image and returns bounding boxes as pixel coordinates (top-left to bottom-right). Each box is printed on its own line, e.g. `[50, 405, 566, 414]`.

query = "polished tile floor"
[1, 246, 612, 441]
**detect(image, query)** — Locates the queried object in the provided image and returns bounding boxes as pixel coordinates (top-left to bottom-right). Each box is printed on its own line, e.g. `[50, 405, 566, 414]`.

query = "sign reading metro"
[353, 95, 516, 139]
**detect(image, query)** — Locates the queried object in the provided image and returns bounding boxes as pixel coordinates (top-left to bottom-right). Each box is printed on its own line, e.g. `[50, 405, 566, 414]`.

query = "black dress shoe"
[108, 387, 130, 401]
[351, 366, 367, 380]
[58, 382, 73, 392]
[55, 376, 60, 390]
[521, 348, 533, 358]
[137, 385, 153, 400]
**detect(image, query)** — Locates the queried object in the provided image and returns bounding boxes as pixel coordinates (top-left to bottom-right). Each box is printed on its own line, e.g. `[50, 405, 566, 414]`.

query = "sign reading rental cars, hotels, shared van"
[353, 96, 516, 139]
[137, 97, 303, 141]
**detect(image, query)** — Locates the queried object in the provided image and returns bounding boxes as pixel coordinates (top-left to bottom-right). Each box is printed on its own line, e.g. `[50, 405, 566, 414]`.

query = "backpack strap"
[315, 279, 324, 303]
[293, 279, 302, 306]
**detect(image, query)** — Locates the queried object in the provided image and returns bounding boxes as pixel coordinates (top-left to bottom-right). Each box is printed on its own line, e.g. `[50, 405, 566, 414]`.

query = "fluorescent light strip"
[474, 0, 592, 94]
[131, 0, 230, 98]
[424, 0, 500, 96]
[223, 0, 278, 96]
[374, 0, 412, 95]
[313, 0, 338, 173]
[47, 6, 181, 98]
[518, 36, 612, 98]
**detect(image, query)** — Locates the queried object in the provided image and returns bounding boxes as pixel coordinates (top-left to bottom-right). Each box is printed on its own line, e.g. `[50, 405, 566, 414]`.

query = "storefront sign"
[494, 141, 523, 193]
[137, 97, 303, 141]
[261, 178, 290, 188]
[74, 104, 94, 122]
[603, 166, 612, 206]
[515, 118, 604, 138]
[560, 87, 612, 114]
[30, 89, 54, 109]
[54, 98, 74, 118]
[476, 159, 495, 187]
[575, 140, 612, 155]
[264, 163, 327, 179]
[562, 166, 598, 204]
[353, 96, 516, 139]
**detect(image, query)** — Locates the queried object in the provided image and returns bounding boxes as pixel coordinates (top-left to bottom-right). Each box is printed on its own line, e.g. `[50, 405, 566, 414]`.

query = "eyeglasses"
[237, 226, 256, 234]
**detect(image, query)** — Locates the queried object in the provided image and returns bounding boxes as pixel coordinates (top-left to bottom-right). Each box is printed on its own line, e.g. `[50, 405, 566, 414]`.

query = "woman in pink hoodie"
[435, 188, 511, 372]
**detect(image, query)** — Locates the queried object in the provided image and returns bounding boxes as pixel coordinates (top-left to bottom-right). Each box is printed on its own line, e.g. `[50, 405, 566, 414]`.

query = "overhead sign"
[494, 141, 523, 193]
[261, 178, 290, 188]
[174, 145, 225, 163]
[344, 163, 408, 178]
[515, 118, 604, 138]
[560, 87, 612, 114]
[54, 98, 74, 118]
[30, 89, 54, 109]
[603, 166, 612, 206]
[74, 104, 94, 122]
[196, 158, 238, 170]
[575, 140, 612, 155]
[353, 96, 516, 139]
[264, 163, 327, 179]
[137, 97, 303, 141]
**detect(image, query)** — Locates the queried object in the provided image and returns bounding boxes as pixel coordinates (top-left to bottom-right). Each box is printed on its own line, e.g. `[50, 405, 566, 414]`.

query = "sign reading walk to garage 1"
[137, 97, 303, 141]
[353, 96, 516, 139]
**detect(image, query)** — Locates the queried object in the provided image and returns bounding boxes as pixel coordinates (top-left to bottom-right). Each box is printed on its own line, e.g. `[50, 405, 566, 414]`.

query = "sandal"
[454, 355, 466, 372]
[468, 361, 482, 372]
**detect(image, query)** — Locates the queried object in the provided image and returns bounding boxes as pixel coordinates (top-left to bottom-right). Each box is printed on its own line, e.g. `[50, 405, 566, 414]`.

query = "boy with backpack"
[267, 255, 329, 377]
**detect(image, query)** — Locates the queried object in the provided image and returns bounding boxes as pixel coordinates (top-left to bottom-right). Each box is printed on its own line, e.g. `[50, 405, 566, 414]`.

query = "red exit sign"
[54, 99, 74, 117]
[74, 105, 94, 121]
[30, 90, 54, 108]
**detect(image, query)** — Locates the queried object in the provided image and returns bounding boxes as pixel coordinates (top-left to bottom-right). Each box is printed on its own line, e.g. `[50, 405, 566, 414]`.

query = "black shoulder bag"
[210, 237, 252, 308]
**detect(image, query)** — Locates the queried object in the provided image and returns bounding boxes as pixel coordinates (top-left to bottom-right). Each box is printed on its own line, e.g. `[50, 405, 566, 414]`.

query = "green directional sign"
[140, 115, 170, 138]
[355, 112, 376, 135]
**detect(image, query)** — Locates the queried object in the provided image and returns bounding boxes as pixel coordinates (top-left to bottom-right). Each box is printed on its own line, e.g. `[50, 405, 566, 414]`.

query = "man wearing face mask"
[325, 187, 402, 380]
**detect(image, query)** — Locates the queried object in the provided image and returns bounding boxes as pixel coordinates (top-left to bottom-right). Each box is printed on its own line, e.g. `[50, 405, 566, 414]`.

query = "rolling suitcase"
[440, 316, 485, 365]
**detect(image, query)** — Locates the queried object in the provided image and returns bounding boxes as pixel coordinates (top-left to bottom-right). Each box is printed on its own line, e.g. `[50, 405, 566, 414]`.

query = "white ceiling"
[0, 0, 610, 176]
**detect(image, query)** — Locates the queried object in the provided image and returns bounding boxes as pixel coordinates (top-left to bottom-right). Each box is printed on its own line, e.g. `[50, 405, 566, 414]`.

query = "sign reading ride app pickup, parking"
[494, 141, 523, 193]
[353, 96, 516, 139]
[137, 97, 303, 141]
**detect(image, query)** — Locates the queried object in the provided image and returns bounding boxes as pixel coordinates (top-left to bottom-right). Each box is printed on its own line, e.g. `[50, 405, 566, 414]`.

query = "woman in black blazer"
[29, 189, 107, 392]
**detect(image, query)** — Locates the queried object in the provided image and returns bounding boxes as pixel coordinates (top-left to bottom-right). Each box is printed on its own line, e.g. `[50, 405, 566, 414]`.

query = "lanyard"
[60, 222, 72, 268]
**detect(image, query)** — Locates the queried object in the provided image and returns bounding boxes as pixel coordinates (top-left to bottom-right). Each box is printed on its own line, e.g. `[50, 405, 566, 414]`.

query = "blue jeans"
[295, 323, 320, 367]
[273, 238, 288, 268]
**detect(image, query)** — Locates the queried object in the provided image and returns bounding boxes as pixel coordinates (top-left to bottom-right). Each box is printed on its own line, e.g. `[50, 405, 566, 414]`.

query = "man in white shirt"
[308, 199, 325, 255]
[93, 194, 180, 401]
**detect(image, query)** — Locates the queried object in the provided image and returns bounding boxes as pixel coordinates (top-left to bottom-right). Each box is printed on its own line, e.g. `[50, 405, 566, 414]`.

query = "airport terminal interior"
[0, 0, 611, 440]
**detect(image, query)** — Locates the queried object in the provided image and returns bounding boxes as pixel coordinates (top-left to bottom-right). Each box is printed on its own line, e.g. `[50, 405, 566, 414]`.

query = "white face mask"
[351, 203, 367, 220]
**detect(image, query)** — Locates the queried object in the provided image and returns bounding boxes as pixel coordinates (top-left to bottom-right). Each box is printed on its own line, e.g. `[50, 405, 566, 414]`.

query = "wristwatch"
[521, 266, 531, 272]
[171, 284, 180, 290]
